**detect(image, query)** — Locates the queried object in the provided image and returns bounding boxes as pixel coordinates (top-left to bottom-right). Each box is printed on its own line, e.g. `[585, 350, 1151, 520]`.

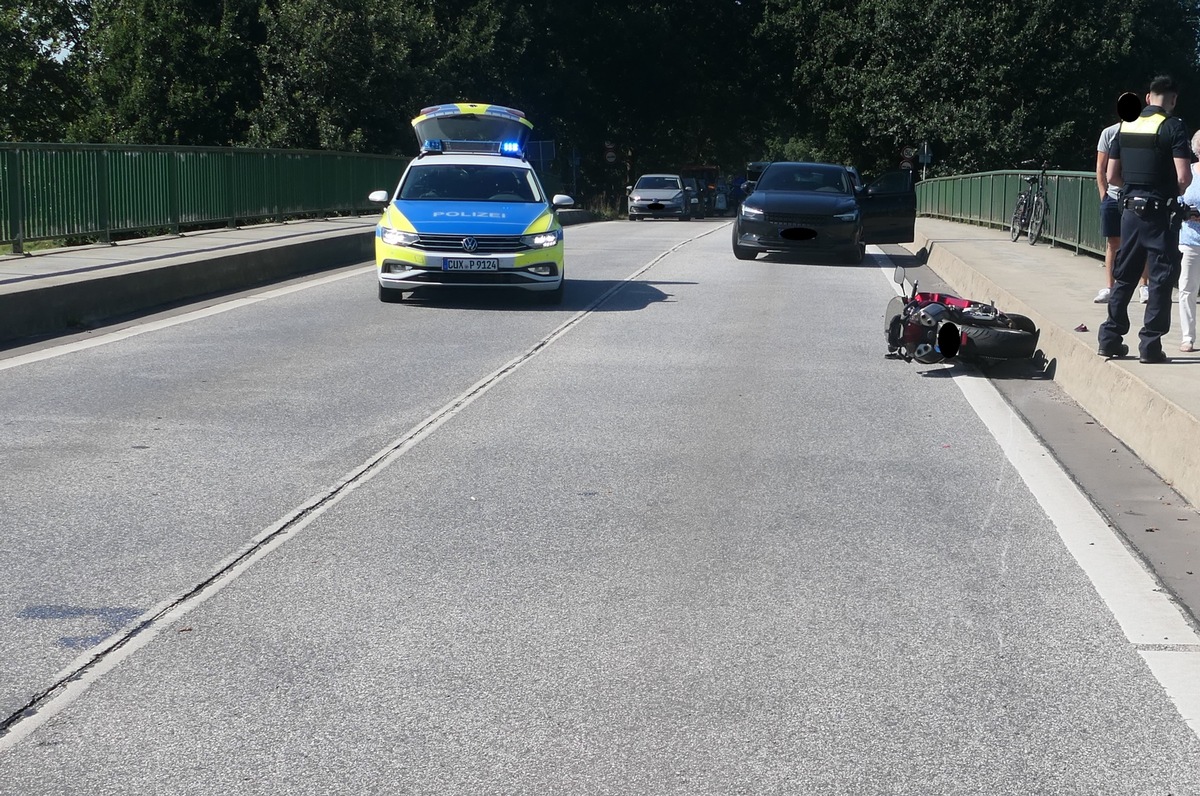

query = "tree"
[759, 0, 1200, 177]
[72, 0, 263, 145]
[246, 0, 443, 153]
[0, 0, 88, 141]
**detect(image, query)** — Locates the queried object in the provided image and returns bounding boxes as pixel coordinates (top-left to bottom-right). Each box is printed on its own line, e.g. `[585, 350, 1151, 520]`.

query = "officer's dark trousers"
[1099, 205, 1182, 356]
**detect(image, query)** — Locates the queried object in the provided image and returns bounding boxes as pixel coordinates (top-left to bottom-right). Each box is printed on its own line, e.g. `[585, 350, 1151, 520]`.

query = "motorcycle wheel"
[959, 323, 1038, 361]
[884, 295, 906, 351]
[1006, 313, 1038, 336]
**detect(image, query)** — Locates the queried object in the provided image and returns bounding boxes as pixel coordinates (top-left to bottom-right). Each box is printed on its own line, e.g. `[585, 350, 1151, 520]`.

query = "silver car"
[627, 173, 693, 221]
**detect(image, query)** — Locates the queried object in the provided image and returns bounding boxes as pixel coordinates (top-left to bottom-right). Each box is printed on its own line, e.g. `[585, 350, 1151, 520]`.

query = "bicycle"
[1009, 160, 1050, 245]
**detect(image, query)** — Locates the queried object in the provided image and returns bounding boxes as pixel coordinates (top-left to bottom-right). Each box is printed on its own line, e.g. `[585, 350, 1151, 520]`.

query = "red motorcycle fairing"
[911, 291, 974, 310]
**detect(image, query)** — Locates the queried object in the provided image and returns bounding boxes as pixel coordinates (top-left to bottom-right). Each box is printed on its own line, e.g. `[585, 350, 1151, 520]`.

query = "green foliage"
[246, 0, 438, 152]
[760, 0, 1200, 177]
[71, 0, 263, 144]
[9, 0, 1200, 191]
[0, 0, 88, 140]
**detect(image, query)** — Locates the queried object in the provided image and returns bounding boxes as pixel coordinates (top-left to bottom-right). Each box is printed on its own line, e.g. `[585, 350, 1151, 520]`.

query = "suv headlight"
[521, 229, 562, 249]
[833, 210, 860, 222]
[740, 204, 764, 220]
[380, 227, 418, 246]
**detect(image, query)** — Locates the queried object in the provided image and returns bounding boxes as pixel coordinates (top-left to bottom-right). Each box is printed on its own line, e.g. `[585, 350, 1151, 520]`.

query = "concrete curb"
[0, 227, 374, 344]
[905, 230, 1200, 510]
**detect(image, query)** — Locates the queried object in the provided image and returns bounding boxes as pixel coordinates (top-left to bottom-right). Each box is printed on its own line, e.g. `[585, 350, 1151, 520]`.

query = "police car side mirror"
[368, 190, 389, 204]
[552, 194, 575, 208]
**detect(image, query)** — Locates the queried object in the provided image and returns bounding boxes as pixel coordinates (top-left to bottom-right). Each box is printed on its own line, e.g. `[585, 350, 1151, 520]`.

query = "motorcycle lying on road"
[884, 266, 1040, 365]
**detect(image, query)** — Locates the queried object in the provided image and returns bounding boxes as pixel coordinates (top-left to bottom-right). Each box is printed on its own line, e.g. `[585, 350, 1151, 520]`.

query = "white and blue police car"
[368, 103, 575, 304]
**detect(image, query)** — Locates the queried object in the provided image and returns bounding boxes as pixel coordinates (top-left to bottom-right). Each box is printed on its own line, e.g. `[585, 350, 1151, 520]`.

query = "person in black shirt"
[1099, 75, 1193, 363]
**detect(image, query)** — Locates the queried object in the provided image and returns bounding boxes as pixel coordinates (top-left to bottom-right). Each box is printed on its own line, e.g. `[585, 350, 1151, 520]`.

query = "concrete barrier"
[0, 226, 375, 344]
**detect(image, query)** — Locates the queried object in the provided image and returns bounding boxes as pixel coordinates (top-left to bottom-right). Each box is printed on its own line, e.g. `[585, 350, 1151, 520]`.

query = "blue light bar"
[500, 141, 521, 155]
[422, 139, 444, 152]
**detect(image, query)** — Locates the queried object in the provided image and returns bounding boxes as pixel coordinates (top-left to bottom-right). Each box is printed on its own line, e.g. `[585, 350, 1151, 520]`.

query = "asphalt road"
[1, 219, 1198, 793]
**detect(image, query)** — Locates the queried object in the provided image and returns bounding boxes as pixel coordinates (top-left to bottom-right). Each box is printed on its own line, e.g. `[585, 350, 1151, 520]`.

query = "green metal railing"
[917, 169, 1103, 257]
[1, 143, 410, 253]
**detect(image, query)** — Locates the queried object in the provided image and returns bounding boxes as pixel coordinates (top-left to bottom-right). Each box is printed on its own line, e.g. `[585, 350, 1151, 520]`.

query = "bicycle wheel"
[1009, 194, 1027, 241]
[1028, 193, 1048, 245]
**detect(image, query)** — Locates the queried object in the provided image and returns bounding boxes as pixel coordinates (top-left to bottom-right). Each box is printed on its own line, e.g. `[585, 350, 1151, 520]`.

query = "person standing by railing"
[1098, 75, 1192, 363]
[1094, 93, 1150, 304]
[1176, 129, 1200, 353]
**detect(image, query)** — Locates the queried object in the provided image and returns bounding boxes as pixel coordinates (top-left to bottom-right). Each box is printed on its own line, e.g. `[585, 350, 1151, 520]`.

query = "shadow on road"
[396, 279, 696, 313]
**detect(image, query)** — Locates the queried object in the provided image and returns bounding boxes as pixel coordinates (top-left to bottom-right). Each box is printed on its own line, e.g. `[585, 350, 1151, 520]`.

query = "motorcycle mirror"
[892, 265, 905, 285]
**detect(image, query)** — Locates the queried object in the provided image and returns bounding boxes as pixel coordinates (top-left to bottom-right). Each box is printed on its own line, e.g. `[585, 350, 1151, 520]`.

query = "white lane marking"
[877, 252, 1200, 738]
[1141, 650, 1200, 736]
[0, 227, 723, 752]
[0, 266, 375, 372]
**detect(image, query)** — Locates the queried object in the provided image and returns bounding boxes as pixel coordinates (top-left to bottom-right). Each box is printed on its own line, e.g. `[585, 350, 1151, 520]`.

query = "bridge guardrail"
[1, 143, 410, 253]
[917, 169, 1102, 258]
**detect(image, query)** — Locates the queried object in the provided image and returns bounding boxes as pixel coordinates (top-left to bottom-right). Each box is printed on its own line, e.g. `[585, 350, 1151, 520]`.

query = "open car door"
[860, 170, 917, 244]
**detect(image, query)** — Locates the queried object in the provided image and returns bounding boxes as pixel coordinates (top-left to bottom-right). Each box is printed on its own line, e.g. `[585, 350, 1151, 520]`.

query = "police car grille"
[765, 213, 830, 226]
[412, 234, 527, 253]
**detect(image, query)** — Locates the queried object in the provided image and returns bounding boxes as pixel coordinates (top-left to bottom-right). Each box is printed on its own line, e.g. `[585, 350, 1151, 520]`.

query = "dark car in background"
[746, 161, 771, 183]
[731, 161, 916, 264]
[681, 165, 720, 217]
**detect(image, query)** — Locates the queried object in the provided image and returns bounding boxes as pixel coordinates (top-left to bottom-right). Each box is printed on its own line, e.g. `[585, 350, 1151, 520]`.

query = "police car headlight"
[521, 230, 561, 249]
[380, 227, 418, 246]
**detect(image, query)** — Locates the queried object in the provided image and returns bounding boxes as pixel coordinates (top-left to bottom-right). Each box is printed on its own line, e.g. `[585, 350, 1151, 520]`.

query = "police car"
[368, 103, 574, 304]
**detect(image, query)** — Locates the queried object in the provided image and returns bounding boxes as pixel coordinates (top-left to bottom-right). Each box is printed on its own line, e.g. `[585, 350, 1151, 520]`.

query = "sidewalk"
[905, 218, 1200, 510]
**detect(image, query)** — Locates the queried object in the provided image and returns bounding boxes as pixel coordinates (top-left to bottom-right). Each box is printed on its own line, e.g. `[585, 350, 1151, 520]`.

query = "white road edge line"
[877, 252, 1200, 738]
[0, 226, 723, 752]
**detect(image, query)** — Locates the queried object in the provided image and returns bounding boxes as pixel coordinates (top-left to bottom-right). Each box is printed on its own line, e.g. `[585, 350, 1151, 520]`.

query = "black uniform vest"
[1119, 111, 1173, 194]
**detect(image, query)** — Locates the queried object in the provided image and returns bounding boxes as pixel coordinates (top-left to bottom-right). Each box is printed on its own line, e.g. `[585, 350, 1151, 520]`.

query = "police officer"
[1099, 75, 1193, 363]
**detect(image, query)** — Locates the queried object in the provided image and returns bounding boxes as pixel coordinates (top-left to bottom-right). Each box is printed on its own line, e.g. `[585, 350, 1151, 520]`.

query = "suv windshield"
[635, 176, 681, 191]
[399, 164, 543, 202]
[758, 165, 850, 194]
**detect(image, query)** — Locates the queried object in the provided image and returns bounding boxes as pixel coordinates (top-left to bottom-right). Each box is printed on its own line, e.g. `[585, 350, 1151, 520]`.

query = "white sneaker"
[1140, 285, 1150, 303]
[1093, 288, 1111, 303]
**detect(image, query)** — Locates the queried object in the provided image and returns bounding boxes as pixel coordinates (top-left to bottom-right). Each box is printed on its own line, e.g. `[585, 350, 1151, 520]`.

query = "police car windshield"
[758, 165, 850, 194]
[399, 164, 543, 203]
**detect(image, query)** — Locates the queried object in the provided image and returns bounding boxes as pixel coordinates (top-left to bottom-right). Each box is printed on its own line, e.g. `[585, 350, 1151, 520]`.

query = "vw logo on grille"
[461, 237, 479, 253]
